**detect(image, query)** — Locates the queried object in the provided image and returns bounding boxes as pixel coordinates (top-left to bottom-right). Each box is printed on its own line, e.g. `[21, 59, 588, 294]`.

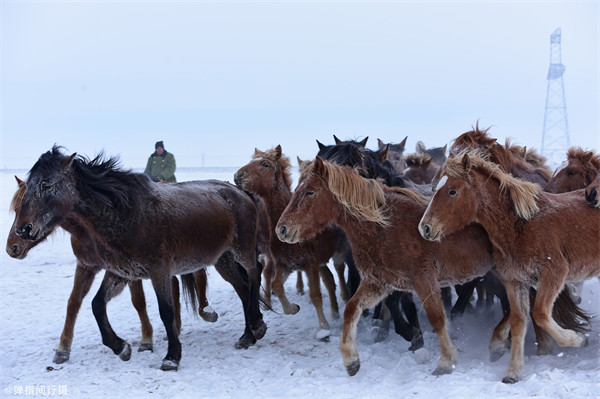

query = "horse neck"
[257, 180, 292, 228]
[470, 174, 522, 258]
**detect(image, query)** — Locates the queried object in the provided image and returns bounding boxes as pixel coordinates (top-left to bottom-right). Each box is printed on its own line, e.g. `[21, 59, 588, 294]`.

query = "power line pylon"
[541, 27, 570, 167]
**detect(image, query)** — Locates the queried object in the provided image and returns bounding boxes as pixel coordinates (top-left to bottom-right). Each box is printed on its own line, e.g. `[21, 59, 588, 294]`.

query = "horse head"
[13, 147, 77, 245]
[545, 147, 600, 193]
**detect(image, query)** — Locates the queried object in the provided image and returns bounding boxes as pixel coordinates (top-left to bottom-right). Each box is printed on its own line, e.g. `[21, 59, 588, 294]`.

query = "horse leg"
[387, 292, 423, 351]
[529, 288, 554, 356]
[271, 265, 300, 314]
[531, 268, 588, 348]
[502, 280, 530, 384]
[91, 272, 131, 362]
[488, 310, 512, 362]
[170, 276, 182, 335]
[373, 301, 391, 343]
[399, 292, 423, 349]
[340, 280, 389, 376]
[319, 264, 340, 319]
[333, 259, 350, 302]
[306, 265, 331, 341]
[296, 271, 305, 295]
[346, 255, 361, 299]
[194, 268, 218, 322]
[54, 265, 99, 364]
[412, 277, 457, 375]
[440, 286, 453, 314]
[450, 279, 478, 319]
[149, 271, 181, 371]
[128, 280, 154, 352]
[260, 254, 274, 307]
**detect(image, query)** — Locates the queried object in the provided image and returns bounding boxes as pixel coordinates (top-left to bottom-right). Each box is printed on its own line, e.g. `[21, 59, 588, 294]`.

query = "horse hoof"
[53, 350, 70, 364]
[409, 335, 424, 352]
[489, 346, 507, 362]
[580, 334, 589, 347]
[316, 329, 330, 342]
[160, 359, 179, 371]
[346, 360, 360, 376]
[119, 343, 132, 361]
[199, 306, 218, 323]
[252, 321, 267, 341]
[432, 366, 453, 376]
[502, 376, 518, 384]
[138, 342, 153, 352]
[235, 334, 257, 350]
[285, 304, 300, 315]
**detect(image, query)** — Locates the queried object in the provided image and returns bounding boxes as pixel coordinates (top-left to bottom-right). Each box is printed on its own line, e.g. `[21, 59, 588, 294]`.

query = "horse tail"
[550, 286, 593, 333]
[180, 273, 199, 317]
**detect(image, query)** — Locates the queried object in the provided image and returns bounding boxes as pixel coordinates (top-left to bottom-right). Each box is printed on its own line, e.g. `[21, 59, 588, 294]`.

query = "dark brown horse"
[6, 176, 220, 363]
[10, 146, 266, 371]
[235, 146, 354, 340]
[276, 157, 496, 376]
[545, 147, 600, 193]
[419, 150, 598, 383]
[403, 153, 439, 185]
[377, 137, 408, 172]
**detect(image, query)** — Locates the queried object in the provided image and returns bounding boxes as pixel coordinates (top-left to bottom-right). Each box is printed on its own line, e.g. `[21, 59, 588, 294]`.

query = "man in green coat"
[144, 141, 177, 182]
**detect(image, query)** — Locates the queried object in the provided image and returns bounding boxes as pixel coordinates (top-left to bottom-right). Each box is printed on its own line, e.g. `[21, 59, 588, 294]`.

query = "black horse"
[12, 146, 266, 371]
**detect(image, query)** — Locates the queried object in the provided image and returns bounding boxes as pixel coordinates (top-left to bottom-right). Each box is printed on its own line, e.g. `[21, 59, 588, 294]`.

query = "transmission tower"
[541, 28, 570, 167]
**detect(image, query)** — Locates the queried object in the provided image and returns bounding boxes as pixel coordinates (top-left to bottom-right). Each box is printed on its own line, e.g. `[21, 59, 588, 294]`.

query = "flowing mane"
[567, 147, 600, 170]
[316, 161, 389, 226]
[253, 147, 293, 189]
[442, 150, 542, 220]
[30, 146, 150, 209]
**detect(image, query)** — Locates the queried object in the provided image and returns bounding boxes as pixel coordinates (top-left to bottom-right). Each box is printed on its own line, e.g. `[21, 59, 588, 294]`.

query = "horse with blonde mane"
[277, 157, 495, 377]
[545, 147, 600, 193]
[419, 150, 598, 383]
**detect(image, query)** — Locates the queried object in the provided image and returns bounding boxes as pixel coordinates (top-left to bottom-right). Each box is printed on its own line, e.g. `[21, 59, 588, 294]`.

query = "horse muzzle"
[6, 242, 29, 259]
[585, 187, 599, 207]
[418, 222, 441, 241]
[276, 224, 299, 244]
[233, 171, 247, 188]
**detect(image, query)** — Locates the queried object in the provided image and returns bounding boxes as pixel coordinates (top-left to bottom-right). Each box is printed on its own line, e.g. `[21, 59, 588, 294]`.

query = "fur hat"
[155, 141, 164, 149]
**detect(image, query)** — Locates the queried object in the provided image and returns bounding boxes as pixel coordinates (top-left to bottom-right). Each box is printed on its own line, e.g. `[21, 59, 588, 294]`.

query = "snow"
[1, 168, 599, 399]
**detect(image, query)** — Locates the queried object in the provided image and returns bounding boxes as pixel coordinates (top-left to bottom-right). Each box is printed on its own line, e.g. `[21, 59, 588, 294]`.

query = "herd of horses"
[5, 125, 600, 384]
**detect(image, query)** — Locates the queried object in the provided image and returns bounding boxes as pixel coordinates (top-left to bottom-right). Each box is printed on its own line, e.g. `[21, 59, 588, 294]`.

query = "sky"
[1, 1, 599, 170]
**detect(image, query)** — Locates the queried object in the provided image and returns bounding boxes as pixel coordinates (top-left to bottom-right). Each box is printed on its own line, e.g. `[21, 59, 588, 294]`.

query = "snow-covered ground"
[1, 168, 598, 399]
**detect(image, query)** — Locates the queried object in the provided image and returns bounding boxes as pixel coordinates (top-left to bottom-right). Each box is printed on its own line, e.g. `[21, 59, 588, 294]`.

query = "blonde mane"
[320, 162, 390, 226]
[253, 147, 293, 190]
[442, 150, 541, 220]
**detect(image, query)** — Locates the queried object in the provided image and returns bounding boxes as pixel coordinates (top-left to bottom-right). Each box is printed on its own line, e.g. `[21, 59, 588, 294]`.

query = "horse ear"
[399, 136, 408, 150]
[359, 137, 368, 147]
[416, 141, 426, 154]
[62, 153, 77, 170]
[379, 145, 389, 163]
[14, 175, 24, 186]
[314, 156, 326, 176]
[316, 140, 326, 151]
[377, 138, 385, 150]
[274, 145, 282, 160]
[334, 135, 342, 145]
[461, 153, 471, 171]
[441, 144, 447, 154]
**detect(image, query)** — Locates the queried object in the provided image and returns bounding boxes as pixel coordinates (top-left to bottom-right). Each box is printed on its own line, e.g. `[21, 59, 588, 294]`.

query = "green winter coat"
[144, 151, 177, 182]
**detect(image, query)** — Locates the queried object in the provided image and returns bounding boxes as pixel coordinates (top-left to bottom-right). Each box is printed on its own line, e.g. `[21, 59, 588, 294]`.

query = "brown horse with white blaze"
[419, 150, 599, 383]
[276, 157, 496, 377]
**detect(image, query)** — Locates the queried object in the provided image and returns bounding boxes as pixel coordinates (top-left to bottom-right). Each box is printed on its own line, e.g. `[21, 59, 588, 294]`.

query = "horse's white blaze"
[434, 175, 448, 192]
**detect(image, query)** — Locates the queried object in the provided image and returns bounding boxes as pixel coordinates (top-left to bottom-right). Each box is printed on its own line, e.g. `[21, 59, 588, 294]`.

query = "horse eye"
[448, 189, 457, 196]
[566, 170, 575, 176]
[41, 181, 54, 191]
[261, 162, 270, 168]
[306, 190, 315, 196]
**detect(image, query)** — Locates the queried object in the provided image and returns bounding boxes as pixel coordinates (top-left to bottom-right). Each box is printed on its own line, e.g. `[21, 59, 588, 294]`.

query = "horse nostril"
[11, 244, 20, 255]
[586, 188, 598, 204]
[278, 225, 287, 237]
[16, 223, 33, 239]
[424, 224, 431, 237]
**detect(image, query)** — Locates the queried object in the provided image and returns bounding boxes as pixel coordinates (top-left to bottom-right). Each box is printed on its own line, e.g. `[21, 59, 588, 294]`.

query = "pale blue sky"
[2, 1, 598, 170]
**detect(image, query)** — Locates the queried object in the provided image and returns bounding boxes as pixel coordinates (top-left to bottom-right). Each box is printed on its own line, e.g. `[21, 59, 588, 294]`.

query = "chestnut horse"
[419, 150, 598, 383]
[11, 146, 266, 371]
[585, 173, 600, 207]
[545, 147, 600, 193]
[277, 157, 496, 376]
[403, 153, 439, 185]
[235, 146, 355, 340]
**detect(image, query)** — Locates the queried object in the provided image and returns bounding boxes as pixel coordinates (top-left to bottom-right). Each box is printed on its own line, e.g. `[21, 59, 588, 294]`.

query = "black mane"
[31, 145, 151, 209]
